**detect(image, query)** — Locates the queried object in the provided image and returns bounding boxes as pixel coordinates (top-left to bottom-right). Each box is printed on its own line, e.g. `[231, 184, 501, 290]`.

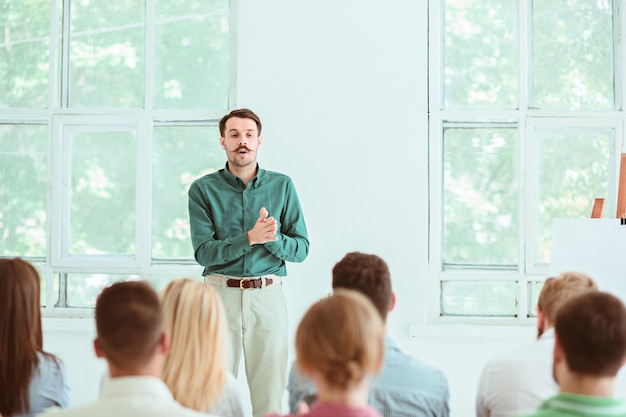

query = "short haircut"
[218, 108, 262, 137]
[296, 289, 384, 390]
[95, 281, 163, 370]
[161, 278, 228, 412]
[537, 271, 598, 325]
[332, 252, 392, 321]
[556, 291, 626, 377]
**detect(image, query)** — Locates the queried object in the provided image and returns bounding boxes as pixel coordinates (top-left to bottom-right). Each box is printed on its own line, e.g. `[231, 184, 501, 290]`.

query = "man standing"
[288, 252, 450, 417]
[38, 281, 214, 417]
[188, 108, 309, 417]
[521, 291, 626, 417]
[476, 272, 598, 417]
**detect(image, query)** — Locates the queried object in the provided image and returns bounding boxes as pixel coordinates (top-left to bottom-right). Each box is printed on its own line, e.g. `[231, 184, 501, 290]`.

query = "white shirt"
[36, 376, 215, 417]
[476, 328, 557, 417]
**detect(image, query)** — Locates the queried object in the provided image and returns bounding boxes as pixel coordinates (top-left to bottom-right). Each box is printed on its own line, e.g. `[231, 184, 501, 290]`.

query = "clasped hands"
[247, 207, 279, 245]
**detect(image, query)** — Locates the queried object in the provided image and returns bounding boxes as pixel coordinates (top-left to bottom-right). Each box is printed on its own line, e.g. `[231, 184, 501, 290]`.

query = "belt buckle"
[239, 278, 250, 290]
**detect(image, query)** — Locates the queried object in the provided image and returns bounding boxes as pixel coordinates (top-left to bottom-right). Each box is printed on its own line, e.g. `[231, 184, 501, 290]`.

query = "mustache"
[236, 146, 255, 152]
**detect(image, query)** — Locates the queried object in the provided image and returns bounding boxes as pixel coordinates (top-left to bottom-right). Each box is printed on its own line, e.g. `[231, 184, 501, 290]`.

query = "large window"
[0, 0, 233, 312]
[429, 0, 622, 318]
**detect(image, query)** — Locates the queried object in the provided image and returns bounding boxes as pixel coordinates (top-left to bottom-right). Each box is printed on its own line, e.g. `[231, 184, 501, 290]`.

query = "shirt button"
[245, 269, 249, 273]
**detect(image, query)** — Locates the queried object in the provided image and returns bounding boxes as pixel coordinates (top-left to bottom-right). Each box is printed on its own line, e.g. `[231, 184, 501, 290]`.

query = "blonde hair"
[537, 271, 598, 325]
[296, 289, 384, 390]
[160, 279, 228, 412]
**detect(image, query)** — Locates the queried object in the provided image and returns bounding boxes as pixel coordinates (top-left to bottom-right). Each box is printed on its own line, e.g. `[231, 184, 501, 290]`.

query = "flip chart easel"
[550, 218, 626, 302]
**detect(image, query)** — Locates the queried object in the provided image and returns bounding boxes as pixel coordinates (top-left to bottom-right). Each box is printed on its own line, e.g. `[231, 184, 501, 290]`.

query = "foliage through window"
[0, 0, 232, 311]
[430, 0, 622, 318]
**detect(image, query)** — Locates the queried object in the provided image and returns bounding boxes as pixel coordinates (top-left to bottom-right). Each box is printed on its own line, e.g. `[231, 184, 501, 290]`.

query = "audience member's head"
[0, 258, 50, 416]
[553, 291, 626, 384]
[160, 278, 228, 412]
[296, 289, 385, 391]
[94, 281, 165, 375]
[536, 271, 598, 337]
[331, 252, 393, 321]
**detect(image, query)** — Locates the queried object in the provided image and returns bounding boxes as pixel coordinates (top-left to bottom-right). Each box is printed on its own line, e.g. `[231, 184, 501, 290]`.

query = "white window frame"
[0, 0, 237, 316]
[428, 0, 626, 323]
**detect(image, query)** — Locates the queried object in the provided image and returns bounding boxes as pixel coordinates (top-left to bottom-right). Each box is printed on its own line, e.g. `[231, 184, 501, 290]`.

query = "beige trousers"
[206, 276, 288, 417]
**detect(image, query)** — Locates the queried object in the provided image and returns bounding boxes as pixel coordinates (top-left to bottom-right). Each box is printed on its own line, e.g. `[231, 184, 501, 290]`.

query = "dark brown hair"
[556, 291, 626, 376]
[332, 252, 392, 321]
[0, 258, 56, 416]
[218, 108, 262, 137]
[95, 281, 163, 370]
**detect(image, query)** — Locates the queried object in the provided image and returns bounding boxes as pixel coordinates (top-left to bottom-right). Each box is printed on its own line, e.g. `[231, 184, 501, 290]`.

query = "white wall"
[42, 1, 539, 416]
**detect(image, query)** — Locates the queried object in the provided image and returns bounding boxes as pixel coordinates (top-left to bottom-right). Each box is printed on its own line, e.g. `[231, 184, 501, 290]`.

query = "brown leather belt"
[205, 274, 282, 289]
[228, 278, 274, 289]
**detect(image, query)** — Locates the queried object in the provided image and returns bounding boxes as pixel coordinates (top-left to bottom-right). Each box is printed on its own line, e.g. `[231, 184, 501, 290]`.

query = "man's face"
[220, 117, 262, 169]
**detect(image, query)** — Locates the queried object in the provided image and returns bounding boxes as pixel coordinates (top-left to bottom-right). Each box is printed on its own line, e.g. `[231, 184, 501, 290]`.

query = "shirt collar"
[543, 392, 626, 415]
[101, 376, 174, 400]
[222, 162, 265, 189]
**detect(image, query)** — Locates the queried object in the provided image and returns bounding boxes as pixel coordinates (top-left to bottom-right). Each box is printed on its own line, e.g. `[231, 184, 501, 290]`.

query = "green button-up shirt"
[188, 164, 309, 277]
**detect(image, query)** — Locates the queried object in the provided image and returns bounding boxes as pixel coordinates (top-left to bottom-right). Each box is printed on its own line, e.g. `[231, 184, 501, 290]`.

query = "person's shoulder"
[37, 404, 90, 417]
[482, 337, 551, 372]
[191, 169, 223, 185]
[261, 169, 292, 182]
[515, 411, 554, 417]
[35, 352, 67, 383]
[178, 408, 218, 417]
[383, 340, 447, 379]
[374, 339, 449, 396]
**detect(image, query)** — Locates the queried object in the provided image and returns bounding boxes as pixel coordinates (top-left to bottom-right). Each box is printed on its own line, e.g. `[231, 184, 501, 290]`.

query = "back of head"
[537, 271, 598, 325]
[160, 278, 227, 412]
[0, 258, 44, 415]
[296, 289, 385, 390]
[332, 252, 392, 321]
[555, 291, 626, 377]
[95, 281, 163, 371]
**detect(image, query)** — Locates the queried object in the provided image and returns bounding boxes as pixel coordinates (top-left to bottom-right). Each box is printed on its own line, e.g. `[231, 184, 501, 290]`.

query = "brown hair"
[556, 291, 626, 376]
[218, 108, 262, 137]
[296, 289, 384, 390]
[537, 271, 598, 325]
[0, 258, 56, 416]
[95, 281, 163, 370]
[161, 279, 228, 412]
[332, 252, 392, 321]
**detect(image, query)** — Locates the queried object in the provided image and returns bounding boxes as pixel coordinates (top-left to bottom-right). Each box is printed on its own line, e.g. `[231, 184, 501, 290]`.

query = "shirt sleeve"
[189, 181, 253, 267]
[263, 178, 309, 263]
[286, 361, 317, 413]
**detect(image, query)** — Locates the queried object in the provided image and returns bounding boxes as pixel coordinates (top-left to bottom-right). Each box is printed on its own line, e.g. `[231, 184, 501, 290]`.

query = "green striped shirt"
[522, 393, 626, 417]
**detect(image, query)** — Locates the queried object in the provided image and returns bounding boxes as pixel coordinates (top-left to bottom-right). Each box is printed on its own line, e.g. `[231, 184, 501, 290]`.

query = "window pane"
[443, 127, 518, 266]
[527, 281, 544, 318]
[535, 128, 612, 264]
[154, 0, 230, 109]
[65, 273, 141, 308]
[0, 125, 48, 257]
[441, 280, 518, 316]
[0, 1, 50, 107]
[69, 0, 145, 107]
[532, 0, 614, 110]
[70, 131, 136, 255]
[152, 126, 223, 259]
[444, 0, 518, 109]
